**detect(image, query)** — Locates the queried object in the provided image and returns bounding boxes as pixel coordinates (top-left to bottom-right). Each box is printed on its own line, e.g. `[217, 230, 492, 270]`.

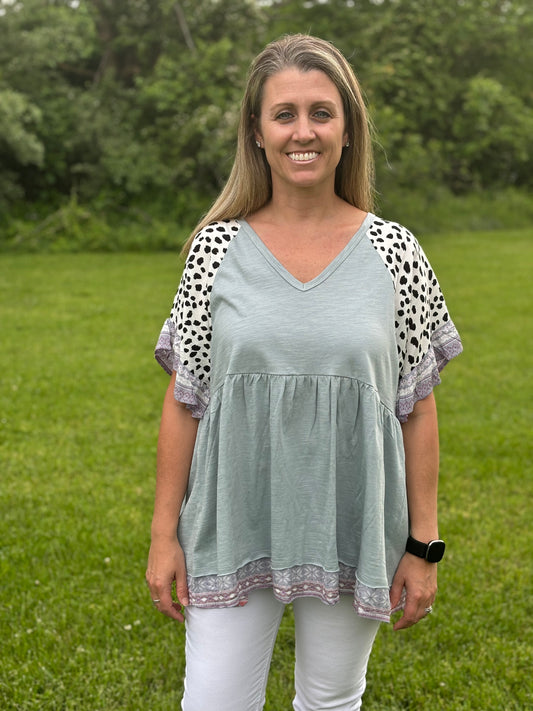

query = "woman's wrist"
[408, 527, 439, 543]
[150, 519, 180, 541]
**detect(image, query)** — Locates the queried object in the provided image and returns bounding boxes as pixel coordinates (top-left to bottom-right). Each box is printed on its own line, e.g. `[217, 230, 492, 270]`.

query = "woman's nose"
[292, 117, 315, 142]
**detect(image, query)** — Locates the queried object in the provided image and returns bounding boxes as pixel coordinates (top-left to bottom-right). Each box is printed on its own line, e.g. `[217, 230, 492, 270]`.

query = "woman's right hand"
[146, 536, 189, 622]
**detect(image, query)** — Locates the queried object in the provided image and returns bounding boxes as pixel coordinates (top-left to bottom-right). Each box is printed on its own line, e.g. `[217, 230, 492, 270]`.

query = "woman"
[146, 34, 462, 710]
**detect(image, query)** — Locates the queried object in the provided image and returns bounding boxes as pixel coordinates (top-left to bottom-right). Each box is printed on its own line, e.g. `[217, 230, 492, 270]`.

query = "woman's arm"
[390, 391, 440, 630]
[146, 371, 199, 621]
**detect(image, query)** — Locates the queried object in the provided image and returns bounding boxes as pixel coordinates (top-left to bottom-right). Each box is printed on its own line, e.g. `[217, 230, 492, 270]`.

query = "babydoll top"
[155, 214, 462, 622]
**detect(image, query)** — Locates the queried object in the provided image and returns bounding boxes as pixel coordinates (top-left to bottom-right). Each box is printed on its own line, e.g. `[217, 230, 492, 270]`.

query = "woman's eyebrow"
[269, 99, 339, 112]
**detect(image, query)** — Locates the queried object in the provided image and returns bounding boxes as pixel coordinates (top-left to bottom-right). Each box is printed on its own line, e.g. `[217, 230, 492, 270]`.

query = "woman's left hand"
[389, 552, 437, 631]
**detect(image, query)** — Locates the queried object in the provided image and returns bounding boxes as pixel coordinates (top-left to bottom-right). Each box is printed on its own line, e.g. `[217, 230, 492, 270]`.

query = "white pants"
[182, 588, 380, 711]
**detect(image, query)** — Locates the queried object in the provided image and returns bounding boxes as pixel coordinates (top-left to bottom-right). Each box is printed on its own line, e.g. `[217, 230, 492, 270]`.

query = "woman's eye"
[274, 109, 331, 121]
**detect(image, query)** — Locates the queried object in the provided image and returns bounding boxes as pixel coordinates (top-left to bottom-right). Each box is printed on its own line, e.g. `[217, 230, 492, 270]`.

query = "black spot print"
[169, 220, 240, 382]
[366, 217, 451, 383]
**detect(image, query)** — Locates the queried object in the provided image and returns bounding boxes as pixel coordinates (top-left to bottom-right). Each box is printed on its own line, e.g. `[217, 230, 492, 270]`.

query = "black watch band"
[406, 535, 446, 563]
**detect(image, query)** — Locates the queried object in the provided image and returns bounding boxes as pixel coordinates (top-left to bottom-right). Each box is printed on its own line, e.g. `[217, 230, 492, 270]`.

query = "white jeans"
[182, 588, 380, 711]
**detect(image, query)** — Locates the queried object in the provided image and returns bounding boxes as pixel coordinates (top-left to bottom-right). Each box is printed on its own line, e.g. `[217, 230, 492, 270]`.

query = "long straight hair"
[182, 34, 374, 254]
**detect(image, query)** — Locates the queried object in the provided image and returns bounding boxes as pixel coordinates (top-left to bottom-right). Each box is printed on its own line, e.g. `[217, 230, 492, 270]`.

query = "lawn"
[1, 229, 531, 710]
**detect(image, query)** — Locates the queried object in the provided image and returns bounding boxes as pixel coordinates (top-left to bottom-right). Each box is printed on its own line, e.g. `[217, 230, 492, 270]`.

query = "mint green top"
[155, 215, 462, 621]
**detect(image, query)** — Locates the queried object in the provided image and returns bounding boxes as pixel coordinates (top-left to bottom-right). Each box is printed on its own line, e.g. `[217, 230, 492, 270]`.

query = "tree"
[0, 0, 266, 213]
[0, 0, 531, 223]
[0, 90, 44, 202]
[264, 0, 533, 193]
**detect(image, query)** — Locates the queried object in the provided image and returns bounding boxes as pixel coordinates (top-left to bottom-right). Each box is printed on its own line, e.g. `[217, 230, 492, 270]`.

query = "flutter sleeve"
[154, 220, 239, 418]
[393, 226, 463, 421]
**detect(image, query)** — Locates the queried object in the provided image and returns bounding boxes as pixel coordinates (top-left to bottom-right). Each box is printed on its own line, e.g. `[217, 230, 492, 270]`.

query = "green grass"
[1, 230, 531, 710]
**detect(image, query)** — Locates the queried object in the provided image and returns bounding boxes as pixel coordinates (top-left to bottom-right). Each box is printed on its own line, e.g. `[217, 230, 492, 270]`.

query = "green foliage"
[1, 231, 531, 708]
[0, 0, 264, 210]
[0, 193, 190, 252]
[454, 76, 533, 187]
[136, 36, 245, 194]
[267, 0, 533, 194]
[377, 187, 533, 236]
[0, 89, 44, 203]
[2, 188, 532, 253]
[0, 0, 532, 233]
[0, 90, 43, 166]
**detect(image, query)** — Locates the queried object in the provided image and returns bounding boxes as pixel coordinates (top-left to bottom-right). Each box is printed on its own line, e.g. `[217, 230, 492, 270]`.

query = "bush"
[1, 187, 532, 253]
[0, 193, 194, 253]
[377, 186, 533, 235]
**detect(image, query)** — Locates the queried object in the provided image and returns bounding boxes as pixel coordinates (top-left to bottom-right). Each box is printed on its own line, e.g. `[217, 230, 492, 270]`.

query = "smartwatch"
[406, 535, 445, 563]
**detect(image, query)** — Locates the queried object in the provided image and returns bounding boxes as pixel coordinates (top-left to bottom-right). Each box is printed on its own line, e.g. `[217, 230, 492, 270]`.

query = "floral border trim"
[396, 319, 462, 421]
[154, 318, 210, 418]
[187, 558, 403, 623]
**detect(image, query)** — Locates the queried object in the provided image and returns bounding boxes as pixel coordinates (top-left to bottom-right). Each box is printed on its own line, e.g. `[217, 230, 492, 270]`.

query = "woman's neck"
[258, 190, 349, 227]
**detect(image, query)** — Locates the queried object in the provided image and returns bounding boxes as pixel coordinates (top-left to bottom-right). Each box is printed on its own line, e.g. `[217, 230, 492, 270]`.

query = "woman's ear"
[251, 114, 263, 148]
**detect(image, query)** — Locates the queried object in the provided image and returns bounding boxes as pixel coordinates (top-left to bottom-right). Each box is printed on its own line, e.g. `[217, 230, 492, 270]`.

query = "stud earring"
[256, 140, 262, 148]
[344, 140, 350, 147]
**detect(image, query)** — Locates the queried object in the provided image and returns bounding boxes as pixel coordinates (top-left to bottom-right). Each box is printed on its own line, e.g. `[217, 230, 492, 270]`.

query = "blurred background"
[1, 0, 532, 250]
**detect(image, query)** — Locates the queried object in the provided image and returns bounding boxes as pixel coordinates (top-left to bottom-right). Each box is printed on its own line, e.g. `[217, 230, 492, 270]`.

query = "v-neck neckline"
[240, 213, 373, 291]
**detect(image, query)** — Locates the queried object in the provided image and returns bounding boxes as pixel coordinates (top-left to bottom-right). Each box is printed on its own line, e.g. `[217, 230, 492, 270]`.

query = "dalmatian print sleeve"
[154, 220, 241, 418]
[368, 219, 462, 422]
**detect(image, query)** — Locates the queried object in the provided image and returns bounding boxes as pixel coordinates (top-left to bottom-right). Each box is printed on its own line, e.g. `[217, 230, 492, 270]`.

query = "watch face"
[427, 540, 446, 563]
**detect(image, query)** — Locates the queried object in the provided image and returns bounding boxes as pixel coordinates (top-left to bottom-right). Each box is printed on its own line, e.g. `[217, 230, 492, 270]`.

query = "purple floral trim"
[187, 559, 402, 623]
[154, 318, 175, 375]
[433, 318, 464, 370]
[154, 318, 210, 418]
[396, 319, 462, 422]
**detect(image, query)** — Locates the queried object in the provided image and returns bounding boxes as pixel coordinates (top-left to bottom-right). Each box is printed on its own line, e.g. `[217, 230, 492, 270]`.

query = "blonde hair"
[182, 33, 374, 254]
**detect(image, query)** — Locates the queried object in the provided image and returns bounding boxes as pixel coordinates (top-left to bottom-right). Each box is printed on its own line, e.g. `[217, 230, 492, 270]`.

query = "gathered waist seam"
[209, 371, 396, 417]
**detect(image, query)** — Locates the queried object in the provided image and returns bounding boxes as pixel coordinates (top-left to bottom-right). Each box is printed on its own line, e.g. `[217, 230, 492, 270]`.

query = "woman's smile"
[287, 151, 320, 163]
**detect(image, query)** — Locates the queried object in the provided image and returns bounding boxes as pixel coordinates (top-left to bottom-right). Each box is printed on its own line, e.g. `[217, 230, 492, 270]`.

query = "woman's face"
[255, 67, 348, 195]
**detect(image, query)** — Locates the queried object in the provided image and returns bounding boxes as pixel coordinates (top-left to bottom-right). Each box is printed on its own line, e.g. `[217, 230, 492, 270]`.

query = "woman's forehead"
[261, 68, 343, 107]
